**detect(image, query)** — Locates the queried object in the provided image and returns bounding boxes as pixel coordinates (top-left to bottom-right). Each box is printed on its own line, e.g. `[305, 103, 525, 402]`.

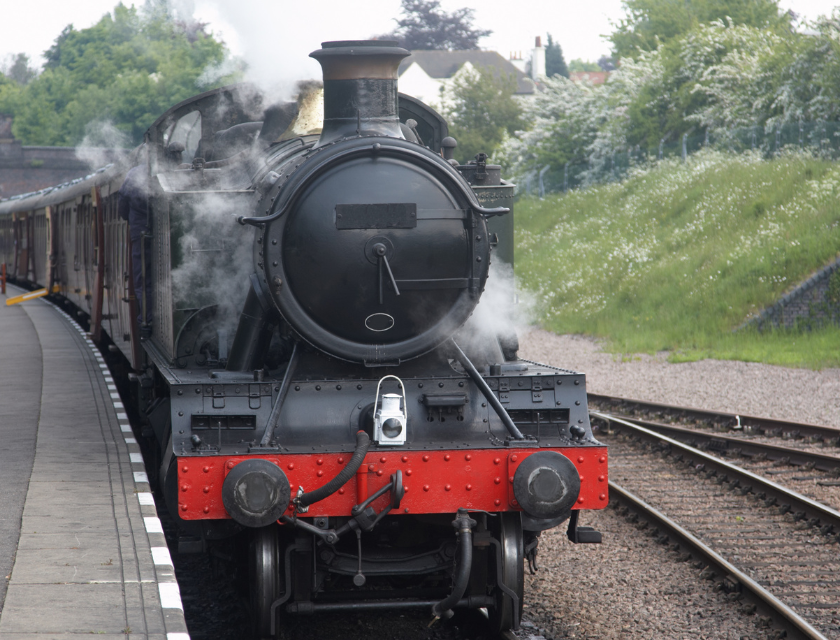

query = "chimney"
[531, 36, 546, 81]
[309, 40, 410, 147]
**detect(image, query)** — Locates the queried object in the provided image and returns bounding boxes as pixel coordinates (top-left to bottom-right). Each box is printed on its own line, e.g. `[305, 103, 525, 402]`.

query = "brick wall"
[0, 140, 119, 199]
[741, 257, 840, 331]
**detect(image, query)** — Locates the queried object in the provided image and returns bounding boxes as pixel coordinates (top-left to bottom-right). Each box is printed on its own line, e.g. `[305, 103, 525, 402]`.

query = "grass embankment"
[515, 150, 840, 369]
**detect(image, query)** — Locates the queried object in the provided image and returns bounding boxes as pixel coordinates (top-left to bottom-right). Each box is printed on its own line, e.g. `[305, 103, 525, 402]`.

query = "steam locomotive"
[0, 40, 607, 638]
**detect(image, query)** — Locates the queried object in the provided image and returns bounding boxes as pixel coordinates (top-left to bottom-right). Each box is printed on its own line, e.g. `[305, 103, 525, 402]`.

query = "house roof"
[399, 50, 535, 94]
[570, 71, 609, 86]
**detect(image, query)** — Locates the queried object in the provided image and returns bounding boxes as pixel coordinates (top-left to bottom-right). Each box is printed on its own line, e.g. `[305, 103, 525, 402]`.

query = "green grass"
[515, 149, 840, 369]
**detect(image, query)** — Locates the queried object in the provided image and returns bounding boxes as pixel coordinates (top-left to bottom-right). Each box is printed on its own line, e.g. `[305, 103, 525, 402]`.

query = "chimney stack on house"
[531, 36, 546, 81]
[509, 50, 526, 73]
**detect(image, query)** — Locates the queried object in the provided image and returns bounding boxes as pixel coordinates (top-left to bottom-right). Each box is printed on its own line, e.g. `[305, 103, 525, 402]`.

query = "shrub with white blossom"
[501, 14, 840, 187]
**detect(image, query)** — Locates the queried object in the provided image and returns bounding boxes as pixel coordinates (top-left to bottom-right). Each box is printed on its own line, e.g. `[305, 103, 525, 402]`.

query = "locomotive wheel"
[249, 525, 281, 639]
[487, 512, 524, 634]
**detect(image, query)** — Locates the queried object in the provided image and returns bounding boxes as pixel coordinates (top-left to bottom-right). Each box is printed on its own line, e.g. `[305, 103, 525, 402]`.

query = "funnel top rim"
[310, 40, 410, 60]
[321, 40, 401, 49]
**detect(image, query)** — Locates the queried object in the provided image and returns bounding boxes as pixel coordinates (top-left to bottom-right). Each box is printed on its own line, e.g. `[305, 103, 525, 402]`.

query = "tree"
[500, 17, 833, 184]
[0, 2, 240, 147]
[545, 34, 569, 78]
[609, 0, 788, 58]
[1, 54, 38, 85]
[382, 0, 491, 50]
[597, 56, 616, 71]
[442, 65, 523, 163]
[569, 59, 601, 72]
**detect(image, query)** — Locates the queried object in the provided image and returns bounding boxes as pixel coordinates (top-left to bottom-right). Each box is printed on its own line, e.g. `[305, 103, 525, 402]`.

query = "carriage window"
[166, 110, 202, 162]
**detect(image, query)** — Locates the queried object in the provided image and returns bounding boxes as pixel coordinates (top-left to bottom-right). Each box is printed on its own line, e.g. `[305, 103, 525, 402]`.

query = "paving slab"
[0, 292, 188, 638]
[1, 635, 167, 640]
[0, 292, 42, 609]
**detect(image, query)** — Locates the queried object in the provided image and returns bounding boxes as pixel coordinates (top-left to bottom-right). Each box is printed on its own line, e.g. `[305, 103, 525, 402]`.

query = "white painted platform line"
[117, 412, 128, 420]
[110, 393, 121, 400]
[114, 401, 124, 409]
[125, 437, 137, 444]
[121, 424, 132, 433]
[152, 546, 173, 567]
[167, 633, 191, 640]
[108, 385, 117, 391]
[130, 452, 144, 464]
[138, 492, 155, 506]
[159, 582, 183, 610]
[144, 517, 164, 534]
[134, 471, 149, 484]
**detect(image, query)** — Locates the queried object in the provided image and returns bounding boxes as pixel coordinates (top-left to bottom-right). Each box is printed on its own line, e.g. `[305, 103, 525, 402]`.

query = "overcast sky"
[3, 0, 840, 87]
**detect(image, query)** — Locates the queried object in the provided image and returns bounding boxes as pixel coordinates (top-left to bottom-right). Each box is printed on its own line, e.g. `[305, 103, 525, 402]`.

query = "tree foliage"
[545, 34, 569, 78]
[0, 2, 240, 147]
[383, 0, 491, 50]
[569, 59, 601, 73]
[1, 54, 38, 86]
[501, 14, 840, 183]
[441, 65, 523, 164]
[610, 0, 788, 58]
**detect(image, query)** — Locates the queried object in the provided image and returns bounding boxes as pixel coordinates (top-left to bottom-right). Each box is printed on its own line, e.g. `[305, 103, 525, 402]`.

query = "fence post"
[682, 133, 687, 162]
[564, 162, 569, 191]
[658, 138, 664, 160]
[538, 165, 550, 199]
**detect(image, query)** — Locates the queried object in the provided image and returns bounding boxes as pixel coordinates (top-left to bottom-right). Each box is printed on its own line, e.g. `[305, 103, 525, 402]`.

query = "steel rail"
[592, 412, 840, 534]
[608, 481, 829, 640]
[598, 415, 840, 474]
[588, 393, 840, 442]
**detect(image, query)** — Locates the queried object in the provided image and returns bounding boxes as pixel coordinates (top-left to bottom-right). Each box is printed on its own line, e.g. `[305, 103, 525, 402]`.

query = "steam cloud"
[190, 0, 399, 103]
[75, 120, 132, 171]
[454, 259, 536, 365]
[170, 191, 255, 335]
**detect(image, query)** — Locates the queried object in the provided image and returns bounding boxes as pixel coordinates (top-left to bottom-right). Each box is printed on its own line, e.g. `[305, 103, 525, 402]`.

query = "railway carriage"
[0, 40, 608, 638]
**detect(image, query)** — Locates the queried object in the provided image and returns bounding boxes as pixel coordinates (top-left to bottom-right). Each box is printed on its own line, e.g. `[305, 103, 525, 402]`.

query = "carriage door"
[46, 205, 57, 292]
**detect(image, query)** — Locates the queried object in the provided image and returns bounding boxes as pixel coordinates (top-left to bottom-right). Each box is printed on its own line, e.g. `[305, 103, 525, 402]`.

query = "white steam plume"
[191, 0, 401, 103]
[75, 120, 132, 170]
[170, 191, 255, 335]
[454, 259, 536, 365]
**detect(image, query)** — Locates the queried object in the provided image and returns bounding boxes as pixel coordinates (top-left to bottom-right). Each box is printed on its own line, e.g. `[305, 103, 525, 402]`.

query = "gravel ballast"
[520, 330, 840, 428]
[517, 330, 839, 639]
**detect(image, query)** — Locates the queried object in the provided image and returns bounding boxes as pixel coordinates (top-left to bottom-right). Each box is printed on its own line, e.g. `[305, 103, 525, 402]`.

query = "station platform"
[0, 288, 189, 640]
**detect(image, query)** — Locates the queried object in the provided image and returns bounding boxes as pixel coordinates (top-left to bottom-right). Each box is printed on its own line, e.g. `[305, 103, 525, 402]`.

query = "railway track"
[589, 393, 840, 516]
[588, 393, 840, 444]
[597, 412, 840, 639]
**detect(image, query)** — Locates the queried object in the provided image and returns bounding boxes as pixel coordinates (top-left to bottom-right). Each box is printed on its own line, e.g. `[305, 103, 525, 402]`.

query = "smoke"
[170, 191, 255, 334]
[454, 259, 537, 366]
[189, 0, 400, 103]
[197, 56, 247, 89]
[75, 120, 132, 170]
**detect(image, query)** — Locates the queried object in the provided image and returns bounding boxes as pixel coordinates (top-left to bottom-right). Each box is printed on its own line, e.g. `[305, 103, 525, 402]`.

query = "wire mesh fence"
[517, 120, 840, 197]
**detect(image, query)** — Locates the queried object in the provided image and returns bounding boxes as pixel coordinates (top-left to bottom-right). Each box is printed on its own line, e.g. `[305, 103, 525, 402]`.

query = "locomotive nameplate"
[335, 203, 417, 229]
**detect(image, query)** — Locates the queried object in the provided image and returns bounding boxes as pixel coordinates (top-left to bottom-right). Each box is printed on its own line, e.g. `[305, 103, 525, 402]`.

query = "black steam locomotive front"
[243, 41, 503, 365]
[163, 40, 607, 637]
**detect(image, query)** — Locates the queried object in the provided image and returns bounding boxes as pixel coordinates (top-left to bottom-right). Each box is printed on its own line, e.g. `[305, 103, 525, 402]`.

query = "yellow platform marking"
[5, 285, 60, 306]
